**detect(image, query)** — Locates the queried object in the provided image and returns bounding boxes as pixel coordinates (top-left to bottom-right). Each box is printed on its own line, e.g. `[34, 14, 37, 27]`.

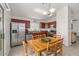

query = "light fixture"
[34, 8, 45, 14]
[49, 8, 55, 13]
[42, 11, 47, 15]
[49, 14, 52, 16]
[34, 4, 56, 18]
[34, 8, 48, 15]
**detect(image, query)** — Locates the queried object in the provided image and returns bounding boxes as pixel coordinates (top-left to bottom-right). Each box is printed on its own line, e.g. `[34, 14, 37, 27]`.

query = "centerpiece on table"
[41, 37, 51, 42]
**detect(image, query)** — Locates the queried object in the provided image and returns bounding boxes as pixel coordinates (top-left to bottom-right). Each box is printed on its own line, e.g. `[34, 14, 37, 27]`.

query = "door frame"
[0, 4, 4, 56]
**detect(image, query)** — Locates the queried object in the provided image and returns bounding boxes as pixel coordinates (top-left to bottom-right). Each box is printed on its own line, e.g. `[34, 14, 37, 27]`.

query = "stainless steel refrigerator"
[11, 22, 25, 47]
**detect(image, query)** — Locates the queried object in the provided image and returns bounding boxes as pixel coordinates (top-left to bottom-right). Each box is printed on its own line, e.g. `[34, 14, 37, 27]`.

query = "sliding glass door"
[0, 4, 4, 56]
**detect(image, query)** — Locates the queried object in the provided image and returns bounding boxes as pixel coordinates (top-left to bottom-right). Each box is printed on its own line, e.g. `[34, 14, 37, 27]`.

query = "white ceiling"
[9, 3, 79, 20]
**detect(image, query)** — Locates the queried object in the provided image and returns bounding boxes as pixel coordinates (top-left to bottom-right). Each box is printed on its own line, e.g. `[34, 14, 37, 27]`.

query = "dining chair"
[41, 42, 56, 56]
[55, 40, 63, 56]
[22, 41, 28, 56]
[40, 34, 46, 39]
[53, 35, 61, 39]
[33, 35, 39, 40]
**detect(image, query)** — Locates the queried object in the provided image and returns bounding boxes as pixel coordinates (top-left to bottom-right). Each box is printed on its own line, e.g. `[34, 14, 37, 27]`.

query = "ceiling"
[9, 3, 79, 20]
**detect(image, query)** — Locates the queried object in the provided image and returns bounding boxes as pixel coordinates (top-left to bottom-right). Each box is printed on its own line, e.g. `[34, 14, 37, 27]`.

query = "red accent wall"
[11, 18, 30, 28]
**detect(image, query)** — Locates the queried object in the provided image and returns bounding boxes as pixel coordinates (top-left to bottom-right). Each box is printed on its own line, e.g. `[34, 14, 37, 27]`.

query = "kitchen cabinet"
[40, 22, 46, 28]
[53, 21, 56, 28]
[48, 21, 56, 28]
[48, 23, 50, 28]
[11, 19, 30, 28]
[40, 21, 56, 29]
[25, 21, 30, 28]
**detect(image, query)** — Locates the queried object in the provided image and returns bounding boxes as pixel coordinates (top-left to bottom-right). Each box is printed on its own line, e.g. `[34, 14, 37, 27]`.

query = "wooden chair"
[22, 40, 38, 56]
[40, 34, 46, 39]
[41, 39, 63, 56]
[22, 41, 29, 56]
[53, 35, 61, 39]
[33, 35, 39, 40]
[41, 42, 56, 56]
[55, 40, 63, 56]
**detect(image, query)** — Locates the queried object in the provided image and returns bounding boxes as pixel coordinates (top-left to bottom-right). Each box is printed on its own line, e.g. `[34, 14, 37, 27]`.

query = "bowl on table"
[41, 38, 51, 42]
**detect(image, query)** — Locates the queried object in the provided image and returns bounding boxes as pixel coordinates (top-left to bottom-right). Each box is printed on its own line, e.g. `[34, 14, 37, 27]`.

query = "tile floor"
[9, 39, 79, 56]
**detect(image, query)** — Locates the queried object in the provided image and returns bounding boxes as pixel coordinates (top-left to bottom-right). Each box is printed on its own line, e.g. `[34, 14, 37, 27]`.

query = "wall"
[56, 6, 71, 46]
[30, 20, 40, 31]
[72, 12, 79, 20]
[4, 10, 11, 55]
[71, 11, 79, 36]
[72, 20, 79, 36]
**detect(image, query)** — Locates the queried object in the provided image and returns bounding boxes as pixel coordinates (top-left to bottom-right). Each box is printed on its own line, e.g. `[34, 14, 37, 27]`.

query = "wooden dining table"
[27, 37, 62, 56]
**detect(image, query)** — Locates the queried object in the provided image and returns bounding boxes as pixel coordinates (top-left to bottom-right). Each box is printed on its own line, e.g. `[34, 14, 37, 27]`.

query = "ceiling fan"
[34, 3, 56, 17]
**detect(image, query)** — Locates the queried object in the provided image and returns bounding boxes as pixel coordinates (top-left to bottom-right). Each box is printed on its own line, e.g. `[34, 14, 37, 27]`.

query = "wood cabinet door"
[40, 23, 45, 28]
[40, 21, 56, 29]
[47, 21, 56, 28]
[25, 21, 30, 28]
[48, 23, 50, 28]
[53, 21, 56, 28]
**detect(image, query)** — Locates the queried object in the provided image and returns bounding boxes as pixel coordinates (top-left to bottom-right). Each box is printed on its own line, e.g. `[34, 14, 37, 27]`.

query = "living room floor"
[9, 39, 79, 56]
[64, 39, 79, 56]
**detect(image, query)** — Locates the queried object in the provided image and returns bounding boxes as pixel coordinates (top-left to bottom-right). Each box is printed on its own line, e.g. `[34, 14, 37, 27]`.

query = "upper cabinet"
[25, 21, 30, 28]
[48, 22, 51, 28]
[48, 21, 56, 28]
[40, 22, 46, 28]
[53, 21, 56, 28]
[11, 18, 30, 28]
[40, 21, 56, 29]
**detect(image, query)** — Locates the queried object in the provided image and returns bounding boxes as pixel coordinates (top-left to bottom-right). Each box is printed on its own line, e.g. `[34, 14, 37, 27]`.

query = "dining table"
[27, 37, 63, 56]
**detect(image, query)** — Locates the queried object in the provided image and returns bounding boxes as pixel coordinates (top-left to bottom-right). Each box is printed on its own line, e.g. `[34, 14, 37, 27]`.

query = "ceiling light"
[34, 8, 45, 13]
[49, 8, 55, 13]
[43, 11, 47, 15]
[49, 14, 52, 16]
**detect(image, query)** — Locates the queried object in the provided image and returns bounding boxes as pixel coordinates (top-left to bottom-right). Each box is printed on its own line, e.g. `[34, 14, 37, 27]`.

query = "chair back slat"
[55, 40, 63, 55]
[40, 34, 46, 39]
[33, 35, 39, 40]
[22, 41, 28, 56]
[53, 35, 61, 39]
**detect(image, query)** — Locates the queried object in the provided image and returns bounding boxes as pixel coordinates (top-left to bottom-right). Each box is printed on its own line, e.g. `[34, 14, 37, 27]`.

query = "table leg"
[60, 47, 63, 56]
[35, 51, 41, 56]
